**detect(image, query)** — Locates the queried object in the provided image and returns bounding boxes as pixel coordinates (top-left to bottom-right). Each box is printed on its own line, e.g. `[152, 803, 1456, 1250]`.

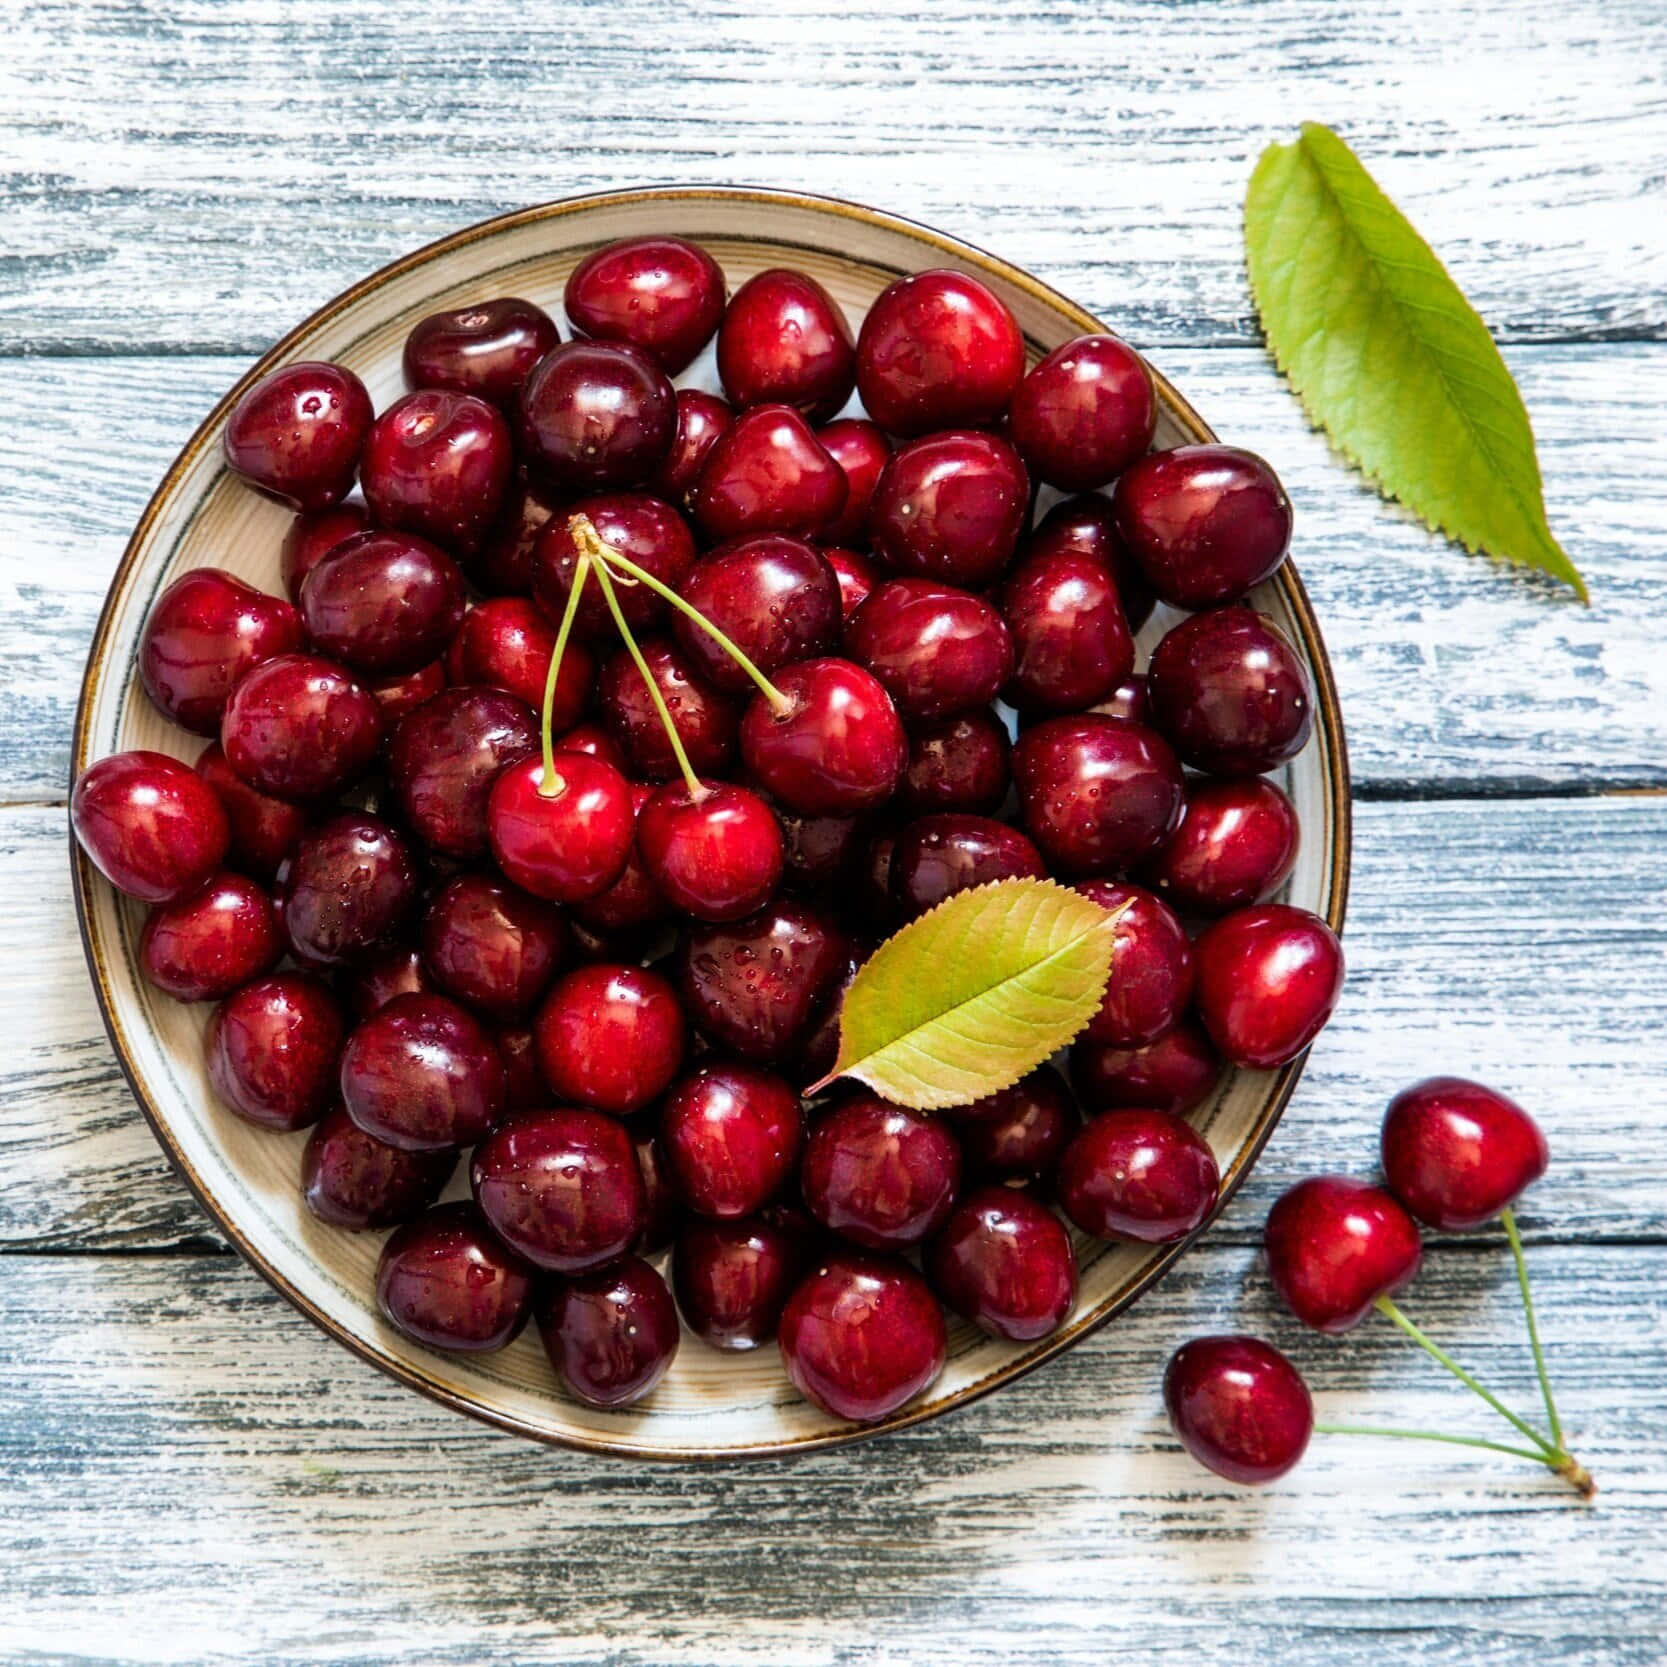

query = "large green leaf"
[807, 878, 1120, 1111]
[1245, 122, 1586, 600]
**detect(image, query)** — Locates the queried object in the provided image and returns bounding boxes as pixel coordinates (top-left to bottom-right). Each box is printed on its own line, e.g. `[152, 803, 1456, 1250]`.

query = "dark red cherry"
[1070, 1020, 1222, 1118]
[72, 750, 230, 904]
[847, 578, 1014, 721]
[1057, 1108, 1220, 1244]
[739, 657, 907, 816]
[376, 1202, 532, 1353]
[340, 991, 505, 1151]
[471, 475, 558, 597]
[205, 971, 345, 1131]
[999, 547, 1135, 714]
[673, 1213, 810, 1350]
[770, 799, 863, 898]
[660, 1063, 803, 1218]
[1143, 776, 1299, 914]
[494, 1023, 546, 1114]
[139, 568, 303, 735]
[1147, 608, 1314, 776]
[1164, 1335, 1313, 1484]
[677, 900, 849, 1063]
[516, 338, 676, 494]
[299, 530, 467, 678]
[552, 719, 630, 776]
[855, 268, 1024, 434]
[194, 742, 310, 882]
[1193, 903, 1344, 1069]
[598, 637, 739, 781]
[487, 752, 635, 903]
[853, 824, 902, 934]
[402, 296, 559, 407]
[690, 405, 847, 542]
[868, 431, 1029, 589]
[533, 962, 686, 1116]
[223, 360, 372, 509]
[564, 236, 726, 375]
[926, 1185, 1076, 1341]
[634, 1129, 684, 1254]
[471, 1107, 646, 1272]
[899, 709, 1011, 816]
[532, 493, 697, 642]
[718, 268, 855, 420]
[823, 546, 881, 626]
[814, 419, 891, 546]
[1025, 492, 1154, 632]
[420, 872, 565, 1021]
[1093, 672, 1152, 726]
[220, 653, 384, 801]
[279, 812, 418, 966]
[801, 1095, 960, 1250]
[360, 389, 513, 557]
[537, 1256, 680, 1408]
[1112, 445, 1292, 608]
[1076, 880, 1194, 1048]
[302, 1101, 456, 1230]
[446, 596, 594, 730]
[1008, 333, 1157, 490]
[1264, 1175, 1423, 1333]
[1381, 1077, 1549, 1231]
[139, 871, 281, 1002]
[637, 781, 784, 922]
[673, 535, 842, 694]
[890, 813, 1045, 919]
[573, 781, 670, 934]
[1011, 715, 1184, 876]
[779, 1252, 947, 1422]
[791, 950, 862, 1090]
[650, 388, 734, 506]
[345, 943, 435, 1021]
[281, 503, 370, 602]
[367, 657, 448, 727]
[941, 1065, 1078, 1184]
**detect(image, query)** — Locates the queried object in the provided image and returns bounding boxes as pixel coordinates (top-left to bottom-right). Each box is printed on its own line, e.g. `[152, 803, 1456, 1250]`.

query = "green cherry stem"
[537, 551, 592, 798]
[1312, 1422, 1594, 1496]
[1502, 1205, 1565, 1451]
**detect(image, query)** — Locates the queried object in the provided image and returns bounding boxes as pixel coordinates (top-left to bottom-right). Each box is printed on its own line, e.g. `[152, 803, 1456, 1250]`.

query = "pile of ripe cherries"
[70, 236, 1345, 1426]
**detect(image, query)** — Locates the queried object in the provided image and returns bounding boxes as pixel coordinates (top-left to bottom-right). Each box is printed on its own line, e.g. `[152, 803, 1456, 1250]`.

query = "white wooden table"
[4, 2, 1666, 1661]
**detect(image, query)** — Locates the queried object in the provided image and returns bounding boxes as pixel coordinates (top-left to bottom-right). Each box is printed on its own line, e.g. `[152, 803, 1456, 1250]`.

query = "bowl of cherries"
[70, 188, 1348, 1458]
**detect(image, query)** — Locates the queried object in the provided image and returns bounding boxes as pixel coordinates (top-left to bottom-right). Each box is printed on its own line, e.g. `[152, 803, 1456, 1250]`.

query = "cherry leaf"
[810, 878, 1121, 1111]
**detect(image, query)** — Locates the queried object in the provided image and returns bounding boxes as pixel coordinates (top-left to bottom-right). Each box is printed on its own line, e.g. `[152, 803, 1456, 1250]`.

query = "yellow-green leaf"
[808, 878, 1120, 1112]
[1245, 122, 1586, 601]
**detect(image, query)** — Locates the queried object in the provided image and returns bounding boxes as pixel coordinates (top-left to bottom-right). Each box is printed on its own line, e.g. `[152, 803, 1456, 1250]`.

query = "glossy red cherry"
[1193, 903, 1344, 1069]
[139, 871, 281, 1002]
[1112, 445, 1293, 608]
[823, 546, 881, 626]
[516, 338, 676, 494]
[1011, 715, 1184, 876]
[420, 872, 565, 1021]
[1381, 1077, 1549, 1231]
[1076, 880, 1194, 1048]
[72, 750, 230, 904]
[223, 360, 372, 509]
[942, 1065, 1078, 1184]
[1008, 333, 1156, 490]
[771, 799, 863, 897]
[571, 781, 670, 934]
[368, 657, 448, 727]
[1070, 1019, 1222, 1118]
[553, 719, 630, 775]
[533, 962, 686, 1116]
[847, 578, 1014, 721]
[376, 1202, 533, 1353]
[279, 812, 418, 966]
[1147, 607, 1314, 776]
[1093, 671, 1152, 726]
[690, 404, 847, 541]
[532, 494, 697, 642]
[660, 1063, 803, 1218]
[471, 1107, 646, 1273]
[927, 1185, 1076, 1342]
[637, 781, 784, 922]
[868, 431, 1029, 589]
[301, 1101, 457, 1230]
[280, 503, 371, 602]
[564, 236, 726, 374]
[899, 709, 1010, 815]
[890, 813, 1045, 919]
[598, 637, 739, 780]
[345, 944, 435, 1021]
[341, 991, 505, 1151]
[402, 296, 559, 407]
[779, 1252, 947, 1422]
[471, 475, 558, 597]
[1025, 492, 1154, 631]
[1264, 1175, 1423, 1333]
[194, 742, 310, 881]
[855, 268, 1024, 434]
[814, 419, 891, 546]
[718, 268, 855, 420]
[1164, 1335, 1313, 1484]
[220, 653, 384, 801]
[446, 596, 594, 729]
[801, 1095, 960, 1250]
[1143, 776, 1299, 914]
[672, 1212, 810, 1351]
[298, 530, 467, 678]
[538, 1256, 680, 1407]
[487, 752, 636, 903]
[739, 657, 907, 816]
[205, 971, 345, 1131]
[1057, 1108, 1220, 1244]
[360, 389, 513, 556]
[673, 535, 842, 694]
[999, 546, 1135, 714]
[650, 388, 734, 506]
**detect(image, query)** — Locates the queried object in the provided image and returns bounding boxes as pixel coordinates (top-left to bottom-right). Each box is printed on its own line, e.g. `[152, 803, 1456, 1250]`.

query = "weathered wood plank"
[4, 346, 1664, 802]
[4, 0, 1664, 353]
[7, 793, 1665, 1251]
[0, 1242, 1659, 1665]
